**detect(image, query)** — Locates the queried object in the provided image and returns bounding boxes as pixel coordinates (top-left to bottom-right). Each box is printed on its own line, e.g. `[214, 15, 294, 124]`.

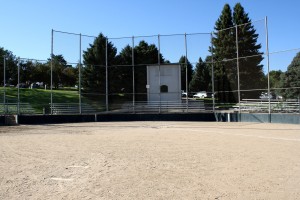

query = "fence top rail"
[52, 18, 264, 41]
[0, 103, 32, 105]
[241, 99, 299, 102]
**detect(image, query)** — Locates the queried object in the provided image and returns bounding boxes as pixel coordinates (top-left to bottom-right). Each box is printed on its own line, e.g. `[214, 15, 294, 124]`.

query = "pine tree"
[112, 45, 134, 96]
[211, 4, 236, 103]
[233, 3, 265, 99]
[82, 33, 117, 94]
[211, 3, 265, 102]
[179, 56, 193, 93]
[189, 57, 210, 93]
[134, 41, 165, 100]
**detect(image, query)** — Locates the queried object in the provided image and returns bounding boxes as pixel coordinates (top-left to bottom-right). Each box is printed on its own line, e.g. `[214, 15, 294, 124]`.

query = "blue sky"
[1, 0, 300, 72]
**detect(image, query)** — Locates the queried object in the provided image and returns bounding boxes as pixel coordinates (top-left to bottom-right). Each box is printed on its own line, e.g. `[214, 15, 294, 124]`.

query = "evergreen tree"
[211, 4, 236, 103]
[134, 41, 164, 65]
[189, 57, 210, 93]
[133, 41, 164, 100]
[233, 3, 265, 99]
[281, 52, 300, 99]
[111, 45, 134, 95]
[179, 56, 193, 93]
[211, 3, 265, 102]
[82, 33, 117, 94]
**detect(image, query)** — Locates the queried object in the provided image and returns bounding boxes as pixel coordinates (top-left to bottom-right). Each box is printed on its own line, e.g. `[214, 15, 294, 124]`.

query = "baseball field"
[1, 121, 300, 199]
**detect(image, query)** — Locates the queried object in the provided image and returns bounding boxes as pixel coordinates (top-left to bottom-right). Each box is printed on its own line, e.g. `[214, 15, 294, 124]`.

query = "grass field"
[0, 87, 80, 111]
[0, 87, 110, 113]
[0, 87, 215, 114]
[1, 121, 300, 199]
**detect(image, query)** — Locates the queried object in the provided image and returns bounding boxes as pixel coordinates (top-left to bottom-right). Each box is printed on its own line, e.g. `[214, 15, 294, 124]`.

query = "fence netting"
[1, 18, 299, 115]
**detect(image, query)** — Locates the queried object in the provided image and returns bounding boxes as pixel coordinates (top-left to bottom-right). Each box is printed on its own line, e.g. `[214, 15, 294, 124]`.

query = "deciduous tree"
[0, 47, 18, 86]
[280, 52, 300, 99]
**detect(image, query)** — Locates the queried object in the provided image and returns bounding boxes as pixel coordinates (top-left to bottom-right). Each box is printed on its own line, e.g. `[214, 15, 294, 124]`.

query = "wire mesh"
[1, 18, 299, 115]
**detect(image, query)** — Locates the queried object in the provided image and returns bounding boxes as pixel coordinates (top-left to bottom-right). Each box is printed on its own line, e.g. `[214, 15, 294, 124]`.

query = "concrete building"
[147, 64, 181, 102]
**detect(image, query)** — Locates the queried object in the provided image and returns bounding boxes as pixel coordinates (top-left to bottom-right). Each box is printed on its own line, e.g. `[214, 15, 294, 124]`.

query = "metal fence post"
[105, 38, 109, 112]
[3, 56, 6, 114]
[210, 33, 215, 113]
[158, 34, 161, 113]
[50, 29, 54, 115]
[265, 16, 271, 122]
[79, 33, 82, 114]
[184, 33, 188, 113]
[132, 36, 135, 113]
[17, 60, 20, 115]
[235, 25, 241, 115]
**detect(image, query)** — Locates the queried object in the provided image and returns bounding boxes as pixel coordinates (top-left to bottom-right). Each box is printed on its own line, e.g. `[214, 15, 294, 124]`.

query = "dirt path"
[1, 122, 300, 199]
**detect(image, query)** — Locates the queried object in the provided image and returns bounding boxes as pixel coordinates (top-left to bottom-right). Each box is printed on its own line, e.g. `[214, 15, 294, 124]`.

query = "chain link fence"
[1, 18, 299, 116]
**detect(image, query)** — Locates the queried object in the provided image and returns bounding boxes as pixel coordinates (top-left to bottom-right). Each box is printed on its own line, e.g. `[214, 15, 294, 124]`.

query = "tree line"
[268, 52, 300, 99]
[0, 50, 77, 89]
[1, 3, 299, 100]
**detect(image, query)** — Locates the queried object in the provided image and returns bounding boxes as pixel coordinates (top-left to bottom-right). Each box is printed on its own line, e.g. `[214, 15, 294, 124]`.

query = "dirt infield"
[1, 122, 300, 200]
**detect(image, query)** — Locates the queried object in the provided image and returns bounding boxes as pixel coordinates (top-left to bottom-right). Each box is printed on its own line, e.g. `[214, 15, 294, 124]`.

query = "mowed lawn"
[0, 87, 129, 113]
[0, 87, 85, 113]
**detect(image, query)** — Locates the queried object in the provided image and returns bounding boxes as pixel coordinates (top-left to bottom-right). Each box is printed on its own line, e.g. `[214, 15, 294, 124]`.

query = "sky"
[1, 0, 300, 72]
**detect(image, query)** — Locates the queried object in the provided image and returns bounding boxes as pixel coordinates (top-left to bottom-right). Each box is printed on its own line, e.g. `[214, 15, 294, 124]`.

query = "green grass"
[0, 87, 103, 113]
[0, 88, 238, 113]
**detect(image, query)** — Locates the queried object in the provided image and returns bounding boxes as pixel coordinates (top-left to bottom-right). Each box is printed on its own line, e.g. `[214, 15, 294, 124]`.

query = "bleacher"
[50, 103, 98, 114]
[0, 103, 35, 114]
[120, 100, 206, 113]
[239, 99, 300, 113]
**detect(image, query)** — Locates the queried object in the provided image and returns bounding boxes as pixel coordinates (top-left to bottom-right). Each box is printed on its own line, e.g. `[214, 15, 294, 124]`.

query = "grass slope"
[0, 88, 83, 113]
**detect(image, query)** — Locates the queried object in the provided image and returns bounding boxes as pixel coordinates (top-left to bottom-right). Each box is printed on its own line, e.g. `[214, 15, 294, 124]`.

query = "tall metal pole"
[265, 16, 271, 122]
[184, 33, 189, 112]
[17, 60, 20, 115]
[235, 25, 241, 115]
[79, 33, 82, 114]
[105, 38, 109, 112]
[210, 33, 215, 112]
[3, 57, 6, 114]
[50, 29, 54, 114]
[158, 34, 161, 113]
[132, 36, 135, 113]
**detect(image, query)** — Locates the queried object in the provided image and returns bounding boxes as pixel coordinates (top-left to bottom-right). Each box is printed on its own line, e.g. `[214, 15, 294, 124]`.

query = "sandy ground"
[1, 121, 300, 200]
